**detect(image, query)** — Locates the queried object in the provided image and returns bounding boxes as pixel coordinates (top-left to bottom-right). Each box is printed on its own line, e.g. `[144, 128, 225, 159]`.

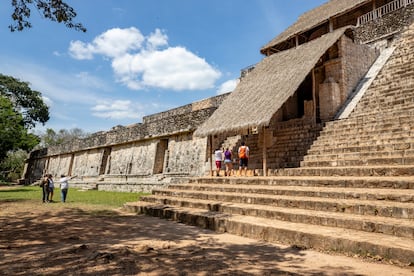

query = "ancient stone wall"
[165, 134, 208, 176]
[108, 141, 156, 175]
[355, 5, 414, 43]
[24, 94, 228, 183]
[319, 36, 378, 122]
[47, 154, 73, 178]
[71, 149, 104, 177]
[143, 94, 228, 124]
[340, 35, 379, 102]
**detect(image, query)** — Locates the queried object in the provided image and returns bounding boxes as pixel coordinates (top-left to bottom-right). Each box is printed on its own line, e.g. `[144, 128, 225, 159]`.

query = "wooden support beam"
[262, 127, 267, 176]
[209, 135, 213, 176]
[312, 68, 317, 123]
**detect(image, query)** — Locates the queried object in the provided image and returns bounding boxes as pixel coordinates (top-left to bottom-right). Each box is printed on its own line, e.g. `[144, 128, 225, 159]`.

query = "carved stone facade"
[24, 94, 227, 190]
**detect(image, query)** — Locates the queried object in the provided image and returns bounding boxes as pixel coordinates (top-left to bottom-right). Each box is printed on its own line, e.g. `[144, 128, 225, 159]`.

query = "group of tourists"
[214, 142, 250, 177]
[40, 174, 77, 203]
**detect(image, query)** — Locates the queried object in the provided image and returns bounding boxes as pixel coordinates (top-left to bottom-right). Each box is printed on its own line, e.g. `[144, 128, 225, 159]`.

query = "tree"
[10, 0, 86, 32]
[0, 74, 46, 163]
[0, 74, 49, 129]
[0, 96, 40, 162]
[0, 149, 28, 182]
[37, 127, 89, 147]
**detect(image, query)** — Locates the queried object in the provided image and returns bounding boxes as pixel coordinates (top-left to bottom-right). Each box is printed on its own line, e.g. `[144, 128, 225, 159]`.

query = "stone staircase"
[124, 24, 414, 265]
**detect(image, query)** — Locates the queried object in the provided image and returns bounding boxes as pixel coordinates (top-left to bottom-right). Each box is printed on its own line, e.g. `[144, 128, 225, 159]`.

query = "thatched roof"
[194, 26, 352, 137]
[261, 0, 368, 52]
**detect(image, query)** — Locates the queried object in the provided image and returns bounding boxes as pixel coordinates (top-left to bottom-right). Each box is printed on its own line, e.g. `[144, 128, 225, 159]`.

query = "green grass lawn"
[0, 185, 148, 208]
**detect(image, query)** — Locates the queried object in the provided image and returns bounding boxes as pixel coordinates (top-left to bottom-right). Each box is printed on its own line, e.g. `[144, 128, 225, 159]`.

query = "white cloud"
[146, 28, 168, 50]
[91, 100, 142, 119]
[217, 79, 239, 94]
[68, 40, 95, 60]
[69, 27, 144, 59]
[69, 27, 221, 91]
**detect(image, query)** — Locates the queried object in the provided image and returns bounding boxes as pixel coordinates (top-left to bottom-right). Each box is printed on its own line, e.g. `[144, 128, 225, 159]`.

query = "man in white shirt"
[59, 174, 77, 202]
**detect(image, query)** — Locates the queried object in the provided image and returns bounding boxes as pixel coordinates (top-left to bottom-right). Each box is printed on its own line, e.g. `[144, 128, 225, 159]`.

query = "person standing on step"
[238, 142, 249, 176]
[59, 174, 77, 203]
[214, 148, 223, 176]
[224, 147, 233, 176]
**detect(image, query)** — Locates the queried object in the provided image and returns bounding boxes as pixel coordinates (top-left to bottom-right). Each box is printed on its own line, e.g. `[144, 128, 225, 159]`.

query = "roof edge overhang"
[195, 26, 353, 138]
[260, 0, 369, 54]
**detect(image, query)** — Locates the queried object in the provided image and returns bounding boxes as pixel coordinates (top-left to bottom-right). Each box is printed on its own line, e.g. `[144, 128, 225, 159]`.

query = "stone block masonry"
[24, 94, 229, 186]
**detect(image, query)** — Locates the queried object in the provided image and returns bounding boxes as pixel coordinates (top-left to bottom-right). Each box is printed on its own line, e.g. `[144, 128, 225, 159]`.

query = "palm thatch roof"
[194, 26, 352, 137]
[261, 0, 368, 52]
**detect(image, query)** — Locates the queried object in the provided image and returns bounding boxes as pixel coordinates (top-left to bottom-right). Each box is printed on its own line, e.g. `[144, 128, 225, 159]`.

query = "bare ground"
[0, 188, 413, 275]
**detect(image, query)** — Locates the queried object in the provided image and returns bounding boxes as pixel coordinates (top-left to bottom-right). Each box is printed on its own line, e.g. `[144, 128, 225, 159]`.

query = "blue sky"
[0, 0, 326, 133]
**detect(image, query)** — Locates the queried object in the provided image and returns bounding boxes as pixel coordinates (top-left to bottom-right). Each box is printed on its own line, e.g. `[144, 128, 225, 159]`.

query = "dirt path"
[0, 197, 413, 275]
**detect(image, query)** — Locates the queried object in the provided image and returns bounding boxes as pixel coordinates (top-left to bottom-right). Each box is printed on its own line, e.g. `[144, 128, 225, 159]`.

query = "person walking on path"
[214, 148, 224, 176]
[59, 174, 77, 203]
[224, 148, 233, 176]
[238, 142, 249, 176]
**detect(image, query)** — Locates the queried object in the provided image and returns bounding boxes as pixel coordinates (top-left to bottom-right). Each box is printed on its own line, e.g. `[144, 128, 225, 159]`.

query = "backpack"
[239, 146, 247, 159]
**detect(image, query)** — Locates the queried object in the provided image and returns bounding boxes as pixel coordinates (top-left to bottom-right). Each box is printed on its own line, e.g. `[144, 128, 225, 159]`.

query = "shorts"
[215, 160, 222, 169]
[239, 158, 248, 168]
[224, 159, 232, 164]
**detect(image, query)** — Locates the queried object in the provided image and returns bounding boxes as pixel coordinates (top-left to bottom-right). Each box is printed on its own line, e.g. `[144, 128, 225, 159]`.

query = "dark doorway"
[153, 139, 169, 174]
[99, 148, 111, 175]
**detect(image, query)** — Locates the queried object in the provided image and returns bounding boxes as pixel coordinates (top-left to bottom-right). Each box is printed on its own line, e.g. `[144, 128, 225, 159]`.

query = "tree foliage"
[0, 74, 49, 129]
[37, 127, 90, 147]
[10, 0, 86, 32]
[0, 96, 40, 161]
[0, 74, 46, 163]
[0, 149, 28, 182]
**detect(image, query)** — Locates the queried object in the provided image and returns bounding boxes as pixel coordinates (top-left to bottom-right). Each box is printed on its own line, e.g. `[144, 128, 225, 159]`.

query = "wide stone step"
[300, 156, 414, 167]
[272, 165, 414, 177]
[314, 129, 414, 142]
[167, 184, 414, 203]
[361, 91, 414, 101]
[352, 104, 414, 118]
[124, 202, 414, 265]
[304, 149, 411, 161]
[307, 143, 414, 155]
[309, 141, 414, 153]
[129, 196, 414, 238]
[365, 91, 414, 102]
[327, 114, 414, 127]
[315, 127, 414, 140]
[147, 189, 414, 219]
[328, 111, 414, 126]
[188, 176, 414, 189]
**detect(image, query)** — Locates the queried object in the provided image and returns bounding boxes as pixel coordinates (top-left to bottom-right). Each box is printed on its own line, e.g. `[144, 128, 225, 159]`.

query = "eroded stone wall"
[47, 154, 73, 178]
[25, 94, 228, 183]
[165, 134, 207, 176]
[108, 141, 156, 175]
[340, 36, 379, 102]
[319, 36, 378, 122]
[355, 5, 414, 43]
[71, 149, 103, 177]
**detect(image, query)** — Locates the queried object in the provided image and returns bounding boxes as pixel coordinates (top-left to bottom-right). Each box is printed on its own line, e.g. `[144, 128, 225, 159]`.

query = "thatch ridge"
[194, 26, 352, 137]
[261, 0, 368, 52]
